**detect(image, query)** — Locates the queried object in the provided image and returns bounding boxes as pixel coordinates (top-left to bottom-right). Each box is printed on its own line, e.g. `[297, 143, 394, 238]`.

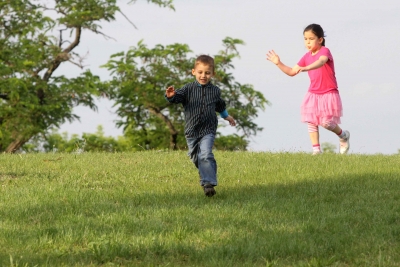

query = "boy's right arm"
[165, 86, 176, 98]
[165, 85, 186, 104]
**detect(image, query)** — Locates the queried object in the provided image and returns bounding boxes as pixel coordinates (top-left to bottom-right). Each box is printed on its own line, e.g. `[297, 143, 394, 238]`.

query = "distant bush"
[21, 126, 248, 153]
[321, 142, 336, 154]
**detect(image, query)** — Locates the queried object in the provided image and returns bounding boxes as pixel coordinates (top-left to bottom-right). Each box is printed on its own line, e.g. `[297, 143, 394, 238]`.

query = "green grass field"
[1, 151, 400, 266]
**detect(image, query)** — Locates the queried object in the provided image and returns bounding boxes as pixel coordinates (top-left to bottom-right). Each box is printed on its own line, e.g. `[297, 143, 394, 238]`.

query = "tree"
[0, 0, 174, 153]
[214, 134, 248, 151]
[22, 125, 137, 153]
[102, 38, 269, 150]
[321, 142, 336, 154]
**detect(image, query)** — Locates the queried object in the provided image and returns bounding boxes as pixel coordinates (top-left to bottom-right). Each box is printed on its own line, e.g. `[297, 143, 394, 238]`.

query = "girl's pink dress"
[301, 91, 342, 125]
[298, 46, 342, 125]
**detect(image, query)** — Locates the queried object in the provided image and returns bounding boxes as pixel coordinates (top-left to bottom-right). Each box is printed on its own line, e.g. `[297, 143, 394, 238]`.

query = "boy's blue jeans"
[186, 133, 217, 186]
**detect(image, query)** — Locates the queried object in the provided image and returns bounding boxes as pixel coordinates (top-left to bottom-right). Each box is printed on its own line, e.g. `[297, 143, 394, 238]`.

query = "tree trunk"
[5, 137, 26, 153]
[148, 107, 179, 150]
[170, 131, 177, 150]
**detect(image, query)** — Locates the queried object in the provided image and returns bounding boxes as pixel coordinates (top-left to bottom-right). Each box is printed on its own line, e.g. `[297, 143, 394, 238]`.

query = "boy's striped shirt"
[166, 81, 227, 138]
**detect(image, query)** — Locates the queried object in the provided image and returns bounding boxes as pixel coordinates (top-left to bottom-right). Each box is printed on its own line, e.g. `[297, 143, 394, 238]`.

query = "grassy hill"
[1, 151, 399, 266]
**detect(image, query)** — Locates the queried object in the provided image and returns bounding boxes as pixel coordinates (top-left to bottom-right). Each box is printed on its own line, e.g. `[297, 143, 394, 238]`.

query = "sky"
[58, 0, 400, 154]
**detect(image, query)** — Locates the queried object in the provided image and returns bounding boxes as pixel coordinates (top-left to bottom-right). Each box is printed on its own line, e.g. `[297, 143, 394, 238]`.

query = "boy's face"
[192, 63, 214, 85]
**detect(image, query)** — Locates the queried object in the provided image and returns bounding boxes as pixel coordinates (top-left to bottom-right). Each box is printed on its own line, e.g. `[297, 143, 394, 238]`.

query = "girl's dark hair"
[304, 24, 326, 46]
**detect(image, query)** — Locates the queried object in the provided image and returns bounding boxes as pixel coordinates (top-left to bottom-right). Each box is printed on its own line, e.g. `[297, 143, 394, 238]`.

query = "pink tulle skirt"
[301, 91, 343, 125]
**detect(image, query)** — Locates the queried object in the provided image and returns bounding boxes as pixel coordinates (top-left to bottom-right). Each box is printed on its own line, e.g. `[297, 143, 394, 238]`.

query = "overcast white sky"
[58, 0, 400, 154]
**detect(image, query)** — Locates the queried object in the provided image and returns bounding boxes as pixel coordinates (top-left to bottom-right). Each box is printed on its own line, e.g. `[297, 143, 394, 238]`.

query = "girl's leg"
[325, 123, 341, 135]
[307, 123, 321, 154]
[320, 120, 350, 154]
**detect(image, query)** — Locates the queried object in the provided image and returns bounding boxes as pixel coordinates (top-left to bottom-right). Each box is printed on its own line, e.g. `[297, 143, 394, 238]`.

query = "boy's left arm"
[216, 99, 236, 127]
[223, 115, 236, 126]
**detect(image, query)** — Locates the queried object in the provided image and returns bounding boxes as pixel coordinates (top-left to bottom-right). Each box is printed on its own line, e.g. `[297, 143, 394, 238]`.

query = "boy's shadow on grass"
[1, 173, 400, 266]
[0, 172, 20, 180]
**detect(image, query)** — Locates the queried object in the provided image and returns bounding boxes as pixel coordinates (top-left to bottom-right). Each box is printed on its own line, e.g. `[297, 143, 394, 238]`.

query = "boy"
[165, 55, 236, 197]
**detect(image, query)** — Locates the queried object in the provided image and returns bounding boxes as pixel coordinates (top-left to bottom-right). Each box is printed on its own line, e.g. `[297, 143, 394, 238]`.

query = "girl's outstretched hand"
[224, 115, 236, 126]
[166, 86, 176, 98]
[266, 50, 280, 65]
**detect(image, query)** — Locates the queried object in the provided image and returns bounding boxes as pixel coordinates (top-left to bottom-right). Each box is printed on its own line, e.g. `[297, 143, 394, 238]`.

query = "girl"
[266, 23, 350, 154]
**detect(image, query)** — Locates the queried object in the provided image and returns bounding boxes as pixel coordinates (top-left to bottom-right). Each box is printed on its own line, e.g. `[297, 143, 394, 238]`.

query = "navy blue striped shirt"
[166, 81, 228, 138]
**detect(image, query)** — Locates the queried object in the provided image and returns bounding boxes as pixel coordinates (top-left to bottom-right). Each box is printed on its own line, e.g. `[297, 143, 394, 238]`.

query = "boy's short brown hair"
[194, 55, 215, 72]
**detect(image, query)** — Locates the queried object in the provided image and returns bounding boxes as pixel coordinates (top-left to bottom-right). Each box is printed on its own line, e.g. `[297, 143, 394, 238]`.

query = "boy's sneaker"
[339, 130, 350, 154]
[312, 150, 322, 155]
[203, 184, 216, 197]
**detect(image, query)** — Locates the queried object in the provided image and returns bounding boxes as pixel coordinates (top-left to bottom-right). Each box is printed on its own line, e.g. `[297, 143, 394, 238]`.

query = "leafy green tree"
[0, 0, 174, 153]
[321, 142, 336, 154]
[103, 38, 269, 151]
[214, 134, 248, 151]
[22, 126, 140, 153]
[22, 126, 248, 152]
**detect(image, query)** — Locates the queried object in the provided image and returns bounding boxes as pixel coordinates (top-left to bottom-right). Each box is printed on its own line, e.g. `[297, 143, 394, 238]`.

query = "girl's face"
[303, 30, 323, 54]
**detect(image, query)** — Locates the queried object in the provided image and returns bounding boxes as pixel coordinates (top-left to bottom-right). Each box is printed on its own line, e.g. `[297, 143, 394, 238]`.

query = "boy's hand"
[224, 115, 236, 126]
[166, 86, 176, 98]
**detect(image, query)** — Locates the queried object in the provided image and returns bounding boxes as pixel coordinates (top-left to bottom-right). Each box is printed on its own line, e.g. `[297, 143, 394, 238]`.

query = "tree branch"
[62, 27, 82, 54]
[83, 26, 117, 41]
[38, 26, 82, 104]
[59, 28, 68, 47]
[118, 10, 138, 29]
[67, 59, 85, 69]
[42, 26, 81, 82]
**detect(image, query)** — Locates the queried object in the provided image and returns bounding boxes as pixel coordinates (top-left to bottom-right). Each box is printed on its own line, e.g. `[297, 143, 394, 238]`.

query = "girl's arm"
[300, 56, 328, 71]
[276, 62, 301, 77]
[266, 50, 300, 77]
